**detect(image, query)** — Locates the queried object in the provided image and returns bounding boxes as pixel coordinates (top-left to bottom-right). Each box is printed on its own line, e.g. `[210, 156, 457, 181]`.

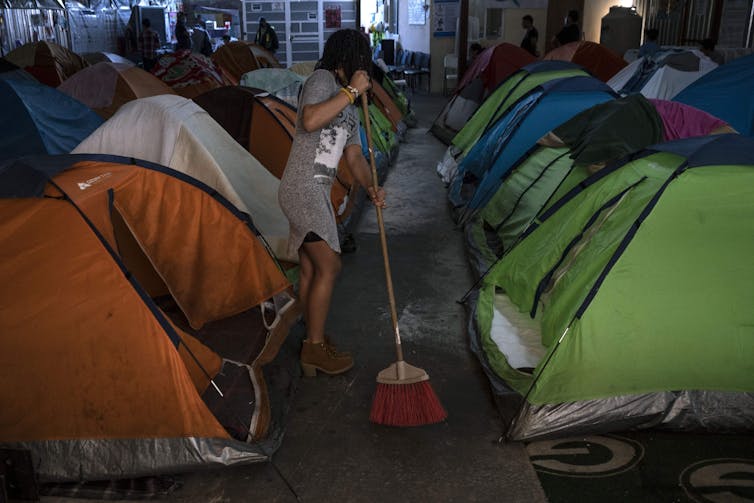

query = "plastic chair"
[443, 54, 457, 95]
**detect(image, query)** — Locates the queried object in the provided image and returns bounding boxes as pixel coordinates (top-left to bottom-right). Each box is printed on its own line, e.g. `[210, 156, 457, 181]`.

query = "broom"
[360, 92, 447, 426]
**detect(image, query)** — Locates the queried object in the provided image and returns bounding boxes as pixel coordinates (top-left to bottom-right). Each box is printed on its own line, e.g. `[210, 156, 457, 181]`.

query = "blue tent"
[675, 53, 754, 136]
[0, 79, 103, 162]
[450, 76, 616, 218]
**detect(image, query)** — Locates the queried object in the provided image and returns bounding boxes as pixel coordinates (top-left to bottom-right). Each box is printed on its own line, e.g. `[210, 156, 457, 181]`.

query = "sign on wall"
[433, 0, 458, 36]
[408, 0, 426, 25]
[325, 4, 341, 28]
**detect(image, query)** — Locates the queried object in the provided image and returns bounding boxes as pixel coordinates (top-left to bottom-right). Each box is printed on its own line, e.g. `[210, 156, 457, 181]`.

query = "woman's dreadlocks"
[316, 29, 372, 84]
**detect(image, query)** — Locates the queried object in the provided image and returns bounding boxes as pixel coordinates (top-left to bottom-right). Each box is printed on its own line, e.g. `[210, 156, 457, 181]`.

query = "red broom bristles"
[369, 381, 447, 427]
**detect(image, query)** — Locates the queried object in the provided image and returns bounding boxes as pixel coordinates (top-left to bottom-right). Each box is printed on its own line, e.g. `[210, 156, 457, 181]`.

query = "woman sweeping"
[279, 29, 386, 376]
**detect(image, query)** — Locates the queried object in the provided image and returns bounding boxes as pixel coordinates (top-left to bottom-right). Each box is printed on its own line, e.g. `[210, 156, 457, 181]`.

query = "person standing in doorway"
[520, 15, 539, 57]
[278, 29, 385, 376]
[553, 9, 580, 48]
[255, 18, 279, 53]
[175, 12, 191, 51]
[139, 18, 160, 72]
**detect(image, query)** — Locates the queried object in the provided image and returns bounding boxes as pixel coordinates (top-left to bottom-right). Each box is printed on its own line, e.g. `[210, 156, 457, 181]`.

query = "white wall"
[398, 0, 430, 52]
[500, 8, 546, 56]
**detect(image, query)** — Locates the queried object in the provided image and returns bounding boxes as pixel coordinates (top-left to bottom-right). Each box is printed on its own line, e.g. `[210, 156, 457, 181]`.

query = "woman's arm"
[344, 144, 386, 207]
[301, 70, 371, 132]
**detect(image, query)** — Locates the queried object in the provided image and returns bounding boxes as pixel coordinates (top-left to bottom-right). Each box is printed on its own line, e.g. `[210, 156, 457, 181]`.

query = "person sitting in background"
[552, 10, 580, 48]
[520, 15, 539, 57]
[138, 18, 160, 72]
[700, 38, 724, 65]
[639, 28, 660, 59]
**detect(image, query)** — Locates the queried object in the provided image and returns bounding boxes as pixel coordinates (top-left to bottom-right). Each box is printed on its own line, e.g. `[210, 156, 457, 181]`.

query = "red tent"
[457, 43, 536, 94]
[544, 41, 627, 82]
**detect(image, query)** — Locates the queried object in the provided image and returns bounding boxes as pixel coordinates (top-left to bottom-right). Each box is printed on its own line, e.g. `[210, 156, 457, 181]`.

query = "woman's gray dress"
[278, 69, 362, 256]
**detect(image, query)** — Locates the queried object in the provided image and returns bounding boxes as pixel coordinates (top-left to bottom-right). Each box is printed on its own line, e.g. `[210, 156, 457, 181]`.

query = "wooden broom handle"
[360, 93, 404, 363]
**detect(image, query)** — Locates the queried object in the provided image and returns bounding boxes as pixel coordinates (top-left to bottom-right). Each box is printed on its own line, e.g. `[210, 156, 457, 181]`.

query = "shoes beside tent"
[449, 76, 617, 221]
[543, 41, 627, 82]
[437, 61, 590, 184]
[464, 95, 734, 275]
[152, 50, 224, 99]
[72, 94, 294, 263]
[675, 52, 754, 135]
[58, 62, 176, 119]
[2, 40, 88, 87]
[0, 154, 296, 481]
[607, 49, 717, 99]
[431, 43, 536, 144]
[0, 78, 103, 163]
[468, 134, 754, 441]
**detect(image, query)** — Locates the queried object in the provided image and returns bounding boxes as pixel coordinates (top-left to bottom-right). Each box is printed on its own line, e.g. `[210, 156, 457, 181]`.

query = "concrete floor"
[45, 94, 547, 503]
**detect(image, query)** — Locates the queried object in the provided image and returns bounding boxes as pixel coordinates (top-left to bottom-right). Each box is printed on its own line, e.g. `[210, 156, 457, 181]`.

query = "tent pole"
[457, 0, 468, 77]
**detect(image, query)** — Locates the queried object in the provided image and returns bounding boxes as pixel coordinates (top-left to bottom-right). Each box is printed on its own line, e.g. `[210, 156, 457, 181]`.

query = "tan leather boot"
[301, 339, 354, 376]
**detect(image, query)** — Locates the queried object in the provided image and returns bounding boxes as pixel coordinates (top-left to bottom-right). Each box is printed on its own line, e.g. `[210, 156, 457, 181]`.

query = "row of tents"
[432, 48, 754, 440]
[0, 41, 415, 481]
[433, 40, 753, 144]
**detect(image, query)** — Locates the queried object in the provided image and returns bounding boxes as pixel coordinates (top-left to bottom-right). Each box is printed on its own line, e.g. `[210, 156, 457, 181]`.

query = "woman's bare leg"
[297, 246, 314, 326]
[300, 240, 341, 344]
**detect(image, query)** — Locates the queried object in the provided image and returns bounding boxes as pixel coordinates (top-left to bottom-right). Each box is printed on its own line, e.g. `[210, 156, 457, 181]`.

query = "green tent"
[359, 103, 399, 161]
[470, 134, 754, 440]
[437, 61, 588, 184]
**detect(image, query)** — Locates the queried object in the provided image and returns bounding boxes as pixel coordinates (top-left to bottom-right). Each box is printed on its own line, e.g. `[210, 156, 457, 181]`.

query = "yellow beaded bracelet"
[340, 87, 355, 105]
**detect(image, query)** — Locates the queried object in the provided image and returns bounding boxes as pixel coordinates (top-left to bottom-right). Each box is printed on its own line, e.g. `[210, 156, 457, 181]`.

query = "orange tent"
[3, 41, 88, 87]
[544, 41, 627, 82]
[0, 154, 295, 481]
[152, 50, 224, 98]
[194, 86, 360, 225]
[211, 41, 261, 85]
[58, 62, 176, 119]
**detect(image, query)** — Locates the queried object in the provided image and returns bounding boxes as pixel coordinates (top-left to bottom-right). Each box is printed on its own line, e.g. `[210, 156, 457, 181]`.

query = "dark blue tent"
[0, 79, 103, 162]
[675, 53, 754, 136]
[450, 76, 617, 219]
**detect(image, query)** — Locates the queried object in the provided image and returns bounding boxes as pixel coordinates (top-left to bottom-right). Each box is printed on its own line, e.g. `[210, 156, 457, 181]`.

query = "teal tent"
[469, 134, 754, 440]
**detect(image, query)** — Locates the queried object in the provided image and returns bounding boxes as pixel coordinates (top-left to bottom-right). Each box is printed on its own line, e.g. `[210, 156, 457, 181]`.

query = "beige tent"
[73, 95, 295, 262]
